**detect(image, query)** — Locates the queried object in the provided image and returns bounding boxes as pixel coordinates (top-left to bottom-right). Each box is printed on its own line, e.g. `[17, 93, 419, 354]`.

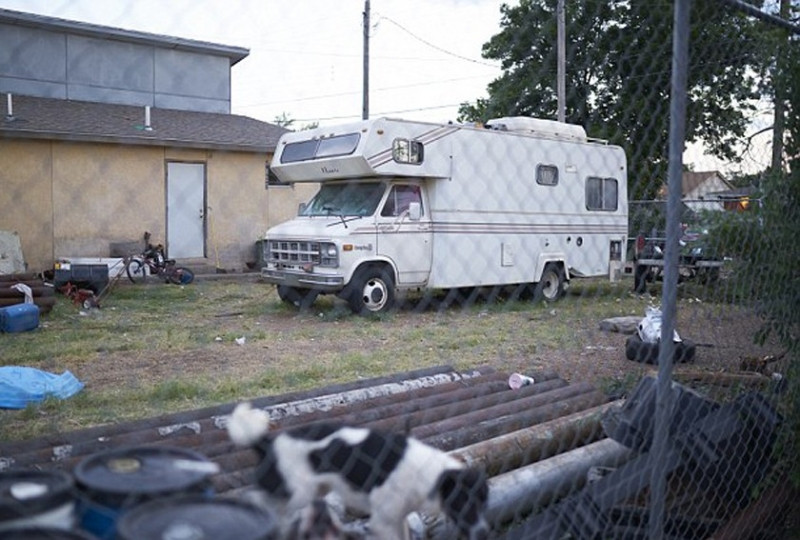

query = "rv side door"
[376, 184, 432, 286]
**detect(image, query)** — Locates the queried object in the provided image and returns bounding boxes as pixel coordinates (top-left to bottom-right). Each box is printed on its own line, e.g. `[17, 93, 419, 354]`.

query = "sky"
[0, 0, 773, 174]
[0, 0, 508, 127]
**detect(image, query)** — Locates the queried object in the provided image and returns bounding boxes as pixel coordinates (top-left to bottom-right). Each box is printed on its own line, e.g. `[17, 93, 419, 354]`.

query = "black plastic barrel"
[116, 495, 277, 540]
[73, 446, 218, 540]
[0, 527, 99, 539]
[0, 469, 76, 532]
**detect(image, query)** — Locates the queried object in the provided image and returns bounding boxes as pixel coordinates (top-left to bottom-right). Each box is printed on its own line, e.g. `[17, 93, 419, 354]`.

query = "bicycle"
[125, 232, 195, 285]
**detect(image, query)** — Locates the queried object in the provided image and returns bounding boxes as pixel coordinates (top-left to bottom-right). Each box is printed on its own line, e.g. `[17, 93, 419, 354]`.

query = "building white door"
[167, 162, 205, 258]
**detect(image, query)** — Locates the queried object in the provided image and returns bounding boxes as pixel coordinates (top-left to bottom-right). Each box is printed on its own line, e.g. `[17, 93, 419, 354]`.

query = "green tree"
[459, 0, 767, 200]
[273, 112, 295, 128]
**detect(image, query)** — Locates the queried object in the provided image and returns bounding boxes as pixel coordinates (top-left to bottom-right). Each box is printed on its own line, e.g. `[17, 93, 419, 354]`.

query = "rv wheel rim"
[541, 270, 559, 299]
[363, 279, 387, 311]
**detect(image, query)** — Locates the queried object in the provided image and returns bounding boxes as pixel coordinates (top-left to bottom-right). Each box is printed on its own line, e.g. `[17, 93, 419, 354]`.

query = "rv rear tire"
[534, 263, 565, 302]
[348, 266, 395, 315]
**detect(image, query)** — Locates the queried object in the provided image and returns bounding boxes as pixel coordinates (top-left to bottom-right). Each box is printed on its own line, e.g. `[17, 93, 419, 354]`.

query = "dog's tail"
[227, 402, 270, 446]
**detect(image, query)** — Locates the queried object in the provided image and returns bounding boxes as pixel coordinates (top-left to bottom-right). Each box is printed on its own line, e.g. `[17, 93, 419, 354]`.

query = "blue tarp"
[0, 366, 84, 409]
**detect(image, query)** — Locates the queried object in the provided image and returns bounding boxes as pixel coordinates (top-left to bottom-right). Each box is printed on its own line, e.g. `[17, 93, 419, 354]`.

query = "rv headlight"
[320, 242, 338, 267]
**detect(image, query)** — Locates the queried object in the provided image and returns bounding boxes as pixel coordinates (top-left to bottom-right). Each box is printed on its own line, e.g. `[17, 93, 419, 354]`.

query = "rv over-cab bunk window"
[281, 133, 360, 163]
[586, 177, 618, 211]
[536, 164, 559, 186]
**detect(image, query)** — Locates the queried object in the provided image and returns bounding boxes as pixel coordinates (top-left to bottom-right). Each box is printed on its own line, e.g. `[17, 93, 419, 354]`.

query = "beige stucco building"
[0, 8, 316, 274]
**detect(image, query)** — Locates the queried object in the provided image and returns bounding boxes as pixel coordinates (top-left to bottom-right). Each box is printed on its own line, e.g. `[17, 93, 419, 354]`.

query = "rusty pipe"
[450, 400, 622, 476]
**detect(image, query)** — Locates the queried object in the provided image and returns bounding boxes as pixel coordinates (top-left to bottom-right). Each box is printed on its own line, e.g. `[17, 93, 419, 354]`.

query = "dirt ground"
[73, 293, 786, 397]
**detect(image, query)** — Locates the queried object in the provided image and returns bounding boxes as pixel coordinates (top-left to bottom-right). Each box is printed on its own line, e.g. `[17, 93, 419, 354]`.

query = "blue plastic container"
[0, 303, 40, 333]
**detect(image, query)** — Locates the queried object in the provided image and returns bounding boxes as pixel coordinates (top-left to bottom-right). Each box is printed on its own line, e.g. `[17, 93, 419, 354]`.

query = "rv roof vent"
[485, 117, 587, 141]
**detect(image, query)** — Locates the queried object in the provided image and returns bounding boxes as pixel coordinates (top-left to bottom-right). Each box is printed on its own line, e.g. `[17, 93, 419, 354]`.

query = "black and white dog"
[228, 403, 489, 540]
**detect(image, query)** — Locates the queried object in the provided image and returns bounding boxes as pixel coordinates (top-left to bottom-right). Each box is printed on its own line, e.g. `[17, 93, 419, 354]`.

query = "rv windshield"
[301, 182, 386, 217]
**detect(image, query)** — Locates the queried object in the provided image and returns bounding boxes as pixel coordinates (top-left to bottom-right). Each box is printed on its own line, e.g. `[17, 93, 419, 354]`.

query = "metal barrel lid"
[116, 495, 277, 540]
[73, 446, 218, 502]
[0, 469, 75, 521]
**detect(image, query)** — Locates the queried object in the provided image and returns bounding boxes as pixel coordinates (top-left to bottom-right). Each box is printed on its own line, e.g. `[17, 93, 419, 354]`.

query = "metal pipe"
[485, 438, 632, 527]
[651, 0, 691, 537]
[423, 390, 608, 451]
[373, 377, 569, 436]
[411, 380, 583, 440]
[256, 368, 490, 423]
[451, 400, 622, 476]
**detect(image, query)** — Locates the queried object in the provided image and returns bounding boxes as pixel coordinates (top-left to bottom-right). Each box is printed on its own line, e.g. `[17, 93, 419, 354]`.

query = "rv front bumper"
[261, 267, 345, 292]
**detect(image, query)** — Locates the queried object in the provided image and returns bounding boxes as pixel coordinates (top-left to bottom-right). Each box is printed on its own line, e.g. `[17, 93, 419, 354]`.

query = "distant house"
[706, 185, 757, 212]
[657, 171, 736, 212]
[0, 8, 315, 273]
[678, 171, 736, 212]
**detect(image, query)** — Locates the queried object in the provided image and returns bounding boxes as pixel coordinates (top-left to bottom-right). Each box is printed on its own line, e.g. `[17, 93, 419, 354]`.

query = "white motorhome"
[262, 116, 628, 314]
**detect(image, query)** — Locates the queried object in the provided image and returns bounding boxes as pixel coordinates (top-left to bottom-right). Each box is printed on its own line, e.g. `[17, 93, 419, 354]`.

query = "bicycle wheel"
[168, 267, 195, 285]
[126, 258, 147, 284]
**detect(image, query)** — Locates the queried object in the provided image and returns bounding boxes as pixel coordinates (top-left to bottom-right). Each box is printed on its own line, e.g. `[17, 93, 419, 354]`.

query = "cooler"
[0, 303, 40, 333]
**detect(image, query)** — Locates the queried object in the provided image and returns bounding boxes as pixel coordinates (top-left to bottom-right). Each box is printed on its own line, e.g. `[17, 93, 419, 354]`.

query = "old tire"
[168, 267, 195, 285]
[625, 335, 696, 364]
[534, 263, 565, 302]
[347, 266, 395, 315]
[277, 285, 319, 310]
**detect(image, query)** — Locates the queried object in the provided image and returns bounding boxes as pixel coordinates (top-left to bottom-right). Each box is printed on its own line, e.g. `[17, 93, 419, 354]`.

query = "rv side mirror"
[408, 202, 421, 221]
[298, 202, 307, 215]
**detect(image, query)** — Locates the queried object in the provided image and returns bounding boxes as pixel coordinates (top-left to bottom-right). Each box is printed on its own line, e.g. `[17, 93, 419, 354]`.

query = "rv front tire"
[347, 266, 395, 315]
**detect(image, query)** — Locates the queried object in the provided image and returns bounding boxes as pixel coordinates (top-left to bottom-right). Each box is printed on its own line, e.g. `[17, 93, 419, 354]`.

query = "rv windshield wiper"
[322, 205, 348, 228]
[326, 215, 363, 228]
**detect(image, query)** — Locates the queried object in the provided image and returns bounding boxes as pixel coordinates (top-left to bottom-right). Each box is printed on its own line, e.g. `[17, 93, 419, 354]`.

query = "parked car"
[632, 225, 722, 293]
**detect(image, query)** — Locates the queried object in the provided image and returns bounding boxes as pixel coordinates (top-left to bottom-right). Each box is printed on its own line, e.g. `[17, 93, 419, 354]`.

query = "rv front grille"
[267, 240, 338, 267]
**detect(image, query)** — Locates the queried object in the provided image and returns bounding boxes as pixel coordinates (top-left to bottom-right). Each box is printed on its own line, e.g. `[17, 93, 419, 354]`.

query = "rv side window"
[392, 139, 424, 164]
[536, 164, 559, 186]
[586, 177, 618, 211]
[381, 185, 423, 217]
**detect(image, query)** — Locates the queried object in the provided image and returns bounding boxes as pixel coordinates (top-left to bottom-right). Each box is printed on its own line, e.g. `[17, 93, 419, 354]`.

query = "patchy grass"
[0, 275, 748, 442]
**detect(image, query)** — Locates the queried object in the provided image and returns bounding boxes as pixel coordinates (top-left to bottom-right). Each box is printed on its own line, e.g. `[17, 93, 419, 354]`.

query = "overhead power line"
[377, 15, 500, 68]
[294, 102, 469, 124]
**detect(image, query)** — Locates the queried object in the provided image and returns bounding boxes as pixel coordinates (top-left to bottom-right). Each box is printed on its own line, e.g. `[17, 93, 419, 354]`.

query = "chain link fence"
[1, 1, 798, 539]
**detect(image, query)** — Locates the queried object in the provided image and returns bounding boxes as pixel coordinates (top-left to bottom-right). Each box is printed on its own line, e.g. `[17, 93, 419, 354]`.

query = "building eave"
[0, 128, 273, 154]
[0, 7, 249, 66]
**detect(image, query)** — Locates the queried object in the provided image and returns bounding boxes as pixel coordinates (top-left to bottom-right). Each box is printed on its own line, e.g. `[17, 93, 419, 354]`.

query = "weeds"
[0, 276, 673, 441]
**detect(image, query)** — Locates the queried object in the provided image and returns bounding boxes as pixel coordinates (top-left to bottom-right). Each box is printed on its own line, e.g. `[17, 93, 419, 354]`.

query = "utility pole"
[771, 0, 790, 171]
[557, 0, 565, 122]
[362, 0, 370, 120]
